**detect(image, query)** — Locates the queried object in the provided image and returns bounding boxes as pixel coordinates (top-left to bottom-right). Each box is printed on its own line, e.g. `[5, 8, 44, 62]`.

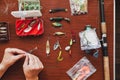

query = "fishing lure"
[71, 31, 76, 43]
[0, 27, 7, 30]
[24, 20, 37, 33]
[17, 23, 25, 31]
[37, 23, 41, 30]
[69, 39, 73, 46]
[28, 46, 38, 54]
[53, 32, 65, 36]
[50, 17, 70, 22]
[57, 51, 63, 61]
[65, 39, 73, 56]
[0, 30, 7, 33]
[53, 40, 61, 50]
[46, 38, 50, 56]
[93, 50, 99, 58]
[52, 22, 62, 27]
[49, 8, 68, 13]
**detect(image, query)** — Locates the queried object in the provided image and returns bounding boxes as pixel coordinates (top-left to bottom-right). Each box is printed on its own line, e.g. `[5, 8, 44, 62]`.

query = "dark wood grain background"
[0, 0, 113, 80]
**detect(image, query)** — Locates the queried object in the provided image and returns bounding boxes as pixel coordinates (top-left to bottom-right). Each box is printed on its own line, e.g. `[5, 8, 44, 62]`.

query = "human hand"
[23, 54, 44, 80]
[0, 48, 26, 78]
[1, 48, 26, 68]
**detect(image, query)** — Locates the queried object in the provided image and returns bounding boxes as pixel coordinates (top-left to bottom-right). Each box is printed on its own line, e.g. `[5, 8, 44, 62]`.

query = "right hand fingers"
[23, 54, 44, 69]
[33, 55, 44, 69]
[23, 55, 29, 67]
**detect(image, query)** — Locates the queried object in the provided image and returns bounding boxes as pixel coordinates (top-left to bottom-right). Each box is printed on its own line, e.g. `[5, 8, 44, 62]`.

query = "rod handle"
[103, 56, 110, 80]
[101, 22, 107, 34]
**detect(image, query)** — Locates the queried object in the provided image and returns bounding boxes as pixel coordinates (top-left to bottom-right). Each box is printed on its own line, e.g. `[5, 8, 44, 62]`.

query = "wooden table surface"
[0, 0, 113, 80]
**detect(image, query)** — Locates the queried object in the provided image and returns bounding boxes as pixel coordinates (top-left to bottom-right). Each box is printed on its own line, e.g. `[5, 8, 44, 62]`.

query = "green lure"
[52, 22, 62, 27]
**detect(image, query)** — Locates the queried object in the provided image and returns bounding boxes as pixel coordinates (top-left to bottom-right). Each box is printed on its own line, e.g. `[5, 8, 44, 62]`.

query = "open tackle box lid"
[11, 10, 42, 18]
[11, 0, 42, 18]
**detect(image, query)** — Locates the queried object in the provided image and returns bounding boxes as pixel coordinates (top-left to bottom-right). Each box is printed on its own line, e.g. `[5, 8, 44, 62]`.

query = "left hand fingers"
[5, 48, 27, 55]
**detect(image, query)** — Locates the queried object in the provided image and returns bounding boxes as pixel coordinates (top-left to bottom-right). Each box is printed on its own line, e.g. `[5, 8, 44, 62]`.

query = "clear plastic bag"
[79, 25, 101, 50]
[69, 0, 88, 15]
[66, 56, 96, 80]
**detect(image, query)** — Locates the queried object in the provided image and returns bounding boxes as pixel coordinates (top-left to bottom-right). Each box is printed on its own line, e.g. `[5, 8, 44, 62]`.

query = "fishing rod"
[99, 0, 110, 80]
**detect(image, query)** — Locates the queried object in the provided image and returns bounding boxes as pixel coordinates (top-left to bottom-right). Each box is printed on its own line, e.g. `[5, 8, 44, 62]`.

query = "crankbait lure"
[53, 32, 65, 36]
[52, 22, 62, 27]
[0, 27, 7, 30]
[49, 8, 68, 13]
[50, 17, 70, 22]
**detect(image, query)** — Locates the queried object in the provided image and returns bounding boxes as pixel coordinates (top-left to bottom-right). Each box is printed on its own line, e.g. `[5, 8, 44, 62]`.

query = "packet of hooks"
[69, 0, 88, 15]
[18, 0, 41, 11]
[66, 56, 96, 80]
[79, 25, 101, 51]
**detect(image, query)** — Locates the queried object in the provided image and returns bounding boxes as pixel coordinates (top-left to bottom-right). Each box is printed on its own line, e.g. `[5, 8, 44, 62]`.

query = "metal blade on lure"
[53, 40, 61, 50]
[53, 40, 59, 50]
[46, 38, 50, 56]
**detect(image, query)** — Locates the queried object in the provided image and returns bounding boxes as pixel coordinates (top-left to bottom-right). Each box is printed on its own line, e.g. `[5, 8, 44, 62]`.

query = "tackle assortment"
[0, 22, 9, 41]
[11, 0, 43, 36]
[15, 18, 44, 36]
[0, 0, 111, 79]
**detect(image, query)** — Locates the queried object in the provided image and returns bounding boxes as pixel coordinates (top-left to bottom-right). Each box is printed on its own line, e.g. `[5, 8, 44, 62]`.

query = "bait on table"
[46, 38, 50, 56]
[53, 32, 65, 36]
[57, 51, 63, 61]
[49, 8, 68, 13]
[53, 40, 61, 50]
